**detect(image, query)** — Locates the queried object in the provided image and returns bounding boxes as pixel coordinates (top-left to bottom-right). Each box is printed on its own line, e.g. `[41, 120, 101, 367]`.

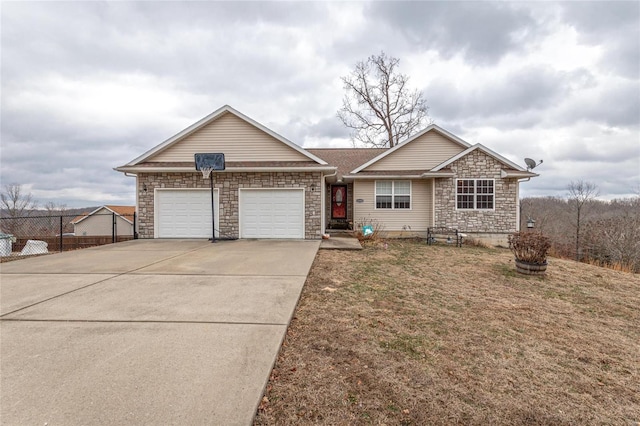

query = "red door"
[331, 186, 347, 219]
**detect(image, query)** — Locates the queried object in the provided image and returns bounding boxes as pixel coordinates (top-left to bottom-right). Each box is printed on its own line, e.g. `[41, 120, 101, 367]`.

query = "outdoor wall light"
[310, 183, 316, 192]
[143, 184, 148, 192]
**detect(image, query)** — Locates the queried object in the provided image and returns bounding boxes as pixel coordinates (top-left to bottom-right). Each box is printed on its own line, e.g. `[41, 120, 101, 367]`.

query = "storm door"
[331, 185, 347, 219]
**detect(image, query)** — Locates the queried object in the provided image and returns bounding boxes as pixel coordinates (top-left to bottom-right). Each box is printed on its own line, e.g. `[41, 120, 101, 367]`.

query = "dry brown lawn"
[254, 240, 640, 425]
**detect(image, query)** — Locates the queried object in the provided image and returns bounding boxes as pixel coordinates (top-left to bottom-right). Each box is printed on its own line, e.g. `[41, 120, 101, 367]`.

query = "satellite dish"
[524, 158, 543, 170]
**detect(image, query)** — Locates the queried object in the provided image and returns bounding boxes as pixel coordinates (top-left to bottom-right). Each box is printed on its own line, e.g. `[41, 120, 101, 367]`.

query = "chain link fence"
[0, 212, 136, 260]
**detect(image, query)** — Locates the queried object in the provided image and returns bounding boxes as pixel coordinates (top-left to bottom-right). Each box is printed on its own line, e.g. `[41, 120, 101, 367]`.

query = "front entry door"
[331, 185, 347, 219]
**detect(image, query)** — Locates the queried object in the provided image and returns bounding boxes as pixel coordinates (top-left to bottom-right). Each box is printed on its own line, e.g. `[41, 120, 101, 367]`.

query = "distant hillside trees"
[520, 191, 640, 273]
[582, 200, 640, 271]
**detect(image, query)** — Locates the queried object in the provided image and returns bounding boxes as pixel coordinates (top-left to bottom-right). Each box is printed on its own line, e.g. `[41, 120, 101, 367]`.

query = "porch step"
[324, 229, 353, 236]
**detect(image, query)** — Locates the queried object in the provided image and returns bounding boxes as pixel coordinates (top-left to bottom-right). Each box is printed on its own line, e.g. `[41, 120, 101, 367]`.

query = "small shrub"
[508, 231, 551, 264]
[354, 217, 385, 243]
[464, 237, 491, 248]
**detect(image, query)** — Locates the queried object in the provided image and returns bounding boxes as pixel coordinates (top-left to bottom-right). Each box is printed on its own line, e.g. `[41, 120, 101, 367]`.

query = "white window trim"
[455, 178, 495, 211]
[374, 180, 412, 210]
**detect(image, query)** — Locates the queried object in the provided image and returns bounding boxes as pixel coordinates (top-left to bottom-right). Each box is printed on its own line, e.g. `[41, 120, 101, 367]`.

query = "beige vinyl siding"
[150, 112, 310, 162]
[74, 211, 134, 236]
[353, 179, 432, 231]
[364, 131, 464, 171]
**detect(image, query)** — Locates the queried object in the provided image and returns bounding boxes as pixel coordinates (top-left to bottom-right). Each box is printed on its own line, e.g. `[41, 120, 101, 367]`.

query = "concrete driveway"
[0, 239, 319, 425]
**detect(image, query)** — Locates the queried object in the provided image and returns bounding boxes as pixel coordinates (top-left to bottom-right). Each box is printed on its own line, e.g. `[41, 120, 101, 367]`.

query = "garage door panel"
[240, 189, 304, 239]
[156, 190, 219, 238]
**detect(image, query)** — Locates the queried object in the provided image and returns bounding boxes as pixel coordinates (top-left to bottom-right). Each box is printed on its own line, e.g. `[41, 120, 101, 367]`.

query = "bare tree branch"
[337, 52, 429, 148]
[44, 201, 67, 215]
[1, 184, 38, 218]
[567, 180, 599, 261]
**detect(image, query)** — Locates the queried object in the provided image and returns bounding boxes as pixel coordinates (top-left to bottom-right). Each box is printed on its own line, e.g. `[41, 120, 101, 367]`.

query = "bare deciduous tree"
[43, 201, 69, 235]
[337, 52, 429, 148]
[567, 180, 599, 260]
[1, 184, 37, 218]
[44, 201, 67, 215]
[0, 184, 38, 235]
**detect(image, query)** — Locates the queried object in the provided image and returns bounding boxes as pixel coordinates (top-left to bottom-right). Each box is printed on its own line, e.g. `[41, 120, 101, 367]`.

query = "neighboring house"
[115, 105, 537, 244]
[72, 205, 135, 237]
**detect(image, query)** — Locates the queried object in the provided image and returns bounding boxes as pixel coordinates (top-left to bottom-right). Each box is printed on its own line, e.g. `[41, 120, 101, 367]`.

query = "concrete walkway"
[320, 235, 362, 250]
[0, 239, 319, 425]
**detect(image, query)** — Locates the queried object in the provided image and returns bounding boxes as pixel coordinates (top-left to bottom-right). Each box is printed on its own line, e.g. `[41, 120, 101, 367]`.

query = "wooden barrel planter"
[515, 259, 547, 275]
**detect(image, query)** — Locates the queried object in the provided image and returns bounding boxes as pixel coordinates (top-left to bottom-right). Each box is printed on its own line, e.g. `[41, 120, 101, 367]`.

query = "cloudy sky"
[1, 1, 638, 208]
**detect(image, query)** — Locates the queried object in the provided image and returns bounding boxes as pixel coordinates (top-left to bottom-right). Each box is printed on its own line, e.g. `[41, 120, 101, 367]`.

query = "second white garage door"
[240, 189, 304, 239]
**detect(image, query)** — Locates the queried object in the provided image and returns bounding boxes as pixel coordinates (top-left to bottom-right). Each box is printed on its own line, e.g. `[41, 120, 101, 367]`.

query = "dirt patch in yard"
[255, 240, 640, 425]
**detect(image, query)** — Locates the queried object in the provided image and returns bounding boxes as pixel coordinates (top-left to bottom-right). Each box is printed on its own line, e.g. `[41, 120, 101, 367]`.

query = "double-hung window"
[375, 181, 411, 209]
[456, 179, 494, 210]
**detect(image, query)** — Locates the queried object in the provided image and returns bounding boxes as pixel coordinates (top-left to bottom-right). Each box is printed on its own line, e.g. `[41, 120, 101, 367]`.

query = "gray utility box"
[0, 233, 15, 257]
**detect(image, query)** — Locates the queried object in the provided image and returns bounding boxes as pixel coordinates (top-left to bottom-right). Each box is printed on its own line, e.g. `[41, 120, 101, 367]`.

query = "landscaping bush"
[353, 217, 384, 243]
[508, 231, 551, 264]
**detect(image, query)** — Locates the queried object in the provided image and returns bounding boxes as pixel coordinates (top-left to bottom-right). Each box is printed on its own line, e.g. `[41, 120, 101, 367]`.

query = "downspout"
[432, 179, 436, 227]
[322, 169, 338, 235]
[122, 172, 139, 237]
[515, 177, 532, 232]
[516, 180, 520, 231]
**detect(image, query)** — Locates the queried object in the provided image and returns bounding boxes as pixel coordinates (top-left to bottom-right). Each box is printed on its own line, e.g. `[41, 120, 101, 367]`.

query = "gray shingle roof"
[306, 148, 386, 178]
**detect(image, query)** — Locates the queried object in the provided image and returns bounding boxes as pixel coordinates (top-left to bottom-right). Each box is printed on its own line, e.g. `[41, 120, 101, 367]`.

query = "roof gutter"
[421, 172, 455, 178]
[115, 166, 337, 173]
[344, 172, 454, 181]
[501, 169, 539, 179]
[344, 174, 424, 180]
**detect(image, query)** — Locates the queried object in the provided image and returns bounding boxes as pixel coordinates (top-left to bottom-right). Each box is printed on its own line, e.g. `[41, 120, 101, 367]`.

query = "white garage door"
[240, 189, 304, 239]
[155, 189, 219, 238]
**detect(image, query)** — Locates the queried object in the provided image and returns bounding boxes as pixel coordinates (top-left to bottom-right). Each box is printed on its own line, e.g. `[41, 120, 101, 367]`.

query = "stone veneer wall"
[434, 150, 518, 234]
[137, 171, 323, 239]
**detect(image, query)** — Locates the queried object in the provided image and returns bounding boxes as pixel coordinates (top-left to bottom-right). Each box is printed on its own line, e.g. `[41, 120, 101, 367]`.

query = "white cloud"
[1, 1, 638, 207]
[32, 186, 132, 205]
[5, 72, 200, 133]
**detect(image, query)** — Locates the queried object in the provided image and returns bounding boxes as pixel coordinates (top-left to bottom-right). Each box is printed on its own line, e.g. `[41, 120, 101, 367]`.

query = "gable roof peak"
[350, 124, 471, 174]
[72, 205, 135, 224]
[431, 143, 530, 172]
[124, 105, 327, 166]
